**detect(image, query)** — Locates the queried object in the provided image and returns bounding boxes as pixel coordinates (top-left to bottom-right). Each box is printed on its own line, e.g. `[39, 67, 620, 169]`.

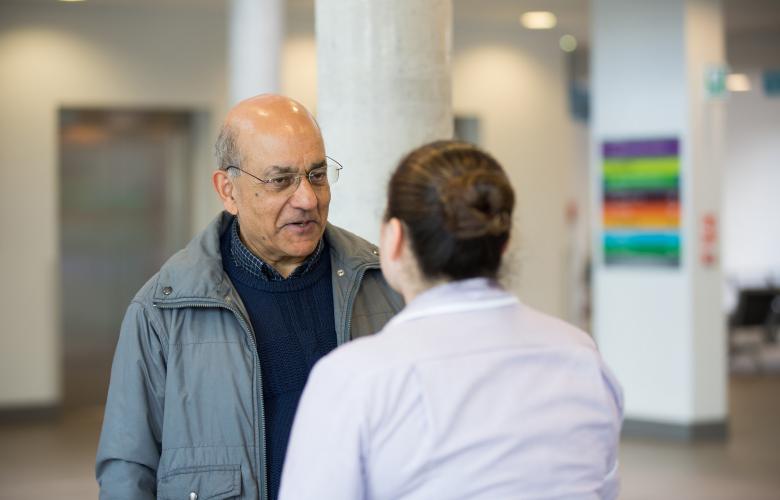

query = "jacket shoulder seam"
[129, 299, 170, 353]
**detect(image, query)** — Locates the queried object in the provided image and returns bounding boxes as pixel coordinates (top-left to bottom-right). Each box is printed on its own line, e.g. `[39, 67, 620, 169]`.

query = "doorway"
[59, 108, 195, 408]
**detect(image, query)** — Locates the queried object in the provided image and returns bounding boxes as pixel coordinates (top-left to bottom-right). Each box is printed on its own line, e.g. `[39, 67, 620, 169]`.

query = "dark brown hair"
[385, 140, 514, 281]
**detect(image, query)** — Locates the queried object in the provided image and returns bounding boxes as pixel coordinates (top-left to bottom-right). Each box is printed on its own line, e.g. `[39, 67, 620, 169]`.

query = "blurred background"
[0, 0, 778, 498]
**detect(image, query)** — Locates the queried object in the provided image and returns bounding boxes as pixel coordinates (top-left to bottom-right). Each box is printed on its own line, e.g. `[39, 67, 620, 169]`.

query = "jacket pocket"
[158, 464, 242, 500]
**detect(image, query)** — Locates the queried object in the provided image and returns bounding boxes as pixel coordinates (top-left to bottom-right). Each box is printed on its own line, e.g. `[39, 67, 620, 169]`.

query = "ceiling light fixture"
[520, 11, 557, 30]
[726, 73, 751, 92]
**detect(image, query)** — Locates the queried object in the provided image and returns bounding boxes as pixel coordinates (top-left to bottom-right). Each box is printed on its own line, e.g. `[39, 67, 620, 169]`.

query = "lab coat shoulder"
[515, 303, 597, 350]
[514, 304, 624, 409]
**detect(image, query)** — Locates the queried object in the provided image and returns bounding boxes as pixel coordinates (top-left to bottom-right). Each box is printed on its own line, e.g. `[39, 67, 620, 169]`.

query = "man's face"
[230, 126, 330, 269]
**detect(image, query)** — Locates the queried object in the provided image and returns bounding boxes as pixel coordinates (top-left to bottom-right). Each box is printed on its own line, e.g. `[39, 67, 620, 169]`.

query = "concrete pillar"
[316, 0, 453, 243]
[228, 0, 284, 104]
[591, 0, 727, 439]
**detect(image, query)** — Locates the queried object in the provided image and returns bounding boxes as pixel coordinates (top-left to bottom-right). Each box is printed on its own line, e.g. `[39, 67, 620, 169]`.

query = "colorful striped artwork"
[602, 138, 681, 267]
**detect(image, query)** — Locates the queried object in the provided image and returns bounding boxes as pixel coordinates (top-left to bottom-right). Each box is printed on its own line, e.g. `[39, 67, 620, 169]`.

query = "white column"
[316, 0, 453, 243]
[228, 0, 284, 104]
[591, 0, 727, 439]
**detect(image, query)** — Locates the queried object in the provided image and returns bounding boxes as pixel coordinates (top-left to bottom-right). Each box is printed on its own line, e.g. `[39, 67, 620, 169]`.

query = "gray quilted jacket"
[96, 212, 403, 500]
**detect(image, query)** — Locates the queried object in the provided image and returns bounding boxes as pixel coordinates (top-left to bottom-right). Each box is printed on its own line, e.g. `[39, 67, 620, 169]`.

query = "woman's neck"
[400, 276, 447, 303]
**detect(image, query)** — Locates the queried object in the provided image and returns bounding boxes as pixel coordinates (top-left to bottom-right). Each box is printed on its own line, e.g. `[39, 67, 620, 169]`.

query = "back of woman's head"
[385, 140, 515, 281]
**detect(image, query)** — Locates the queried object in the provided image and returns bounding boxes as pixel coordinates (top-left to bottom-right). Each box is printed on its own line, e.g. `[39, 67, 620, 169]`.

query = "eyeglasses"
[225, 156, 343, 194]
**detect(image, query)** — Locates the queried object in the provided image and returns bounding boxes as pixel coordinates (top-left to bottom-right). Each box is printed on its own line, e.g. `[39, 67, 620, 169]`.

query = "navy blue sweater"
[221, 228, 337, 500]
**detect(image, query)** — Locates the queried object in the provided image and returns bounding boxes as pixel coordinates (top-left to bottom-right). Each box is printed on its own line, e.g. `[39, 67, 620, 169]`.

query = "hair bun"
[385, 140, 514, 281]
[442, 172, 512, 239]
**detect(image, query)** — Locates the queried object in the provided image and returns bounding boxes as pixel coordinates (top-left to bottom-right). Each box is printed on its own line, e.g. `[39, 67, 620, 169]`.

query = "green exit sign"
[763, 70, 780, 96]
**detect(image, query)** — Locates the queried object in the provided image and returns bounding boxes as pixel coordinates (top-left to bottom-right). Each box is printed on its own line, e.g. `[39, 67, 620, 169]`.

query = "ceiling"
[0, 0, 225, 6]
[454, 0, 780, 44]
[3, 0, 779, 40]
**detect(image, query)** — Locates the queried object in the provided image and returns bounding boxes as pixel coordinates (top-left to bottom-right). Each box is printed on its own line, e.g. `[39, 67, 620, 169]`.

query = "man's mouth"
[283, 220, 318, 230]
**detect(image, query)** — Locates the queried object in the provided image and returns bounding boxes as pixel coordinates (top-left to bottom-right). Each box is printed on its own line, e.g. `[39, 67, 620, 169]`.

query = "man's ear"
[212, 169, 239, 215]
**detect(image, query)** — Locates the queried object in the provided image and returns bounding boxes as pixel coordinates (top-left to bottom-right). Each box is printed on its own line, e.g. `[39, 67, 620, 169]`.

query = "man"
[96, 94, 403, 500]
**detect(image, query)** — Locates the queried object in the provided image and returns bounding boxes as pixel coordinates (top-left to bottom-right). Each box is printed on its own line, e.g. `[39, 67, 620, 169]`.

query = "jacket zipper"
[154, 299, 268, 500]
[341, 264, 374, 344]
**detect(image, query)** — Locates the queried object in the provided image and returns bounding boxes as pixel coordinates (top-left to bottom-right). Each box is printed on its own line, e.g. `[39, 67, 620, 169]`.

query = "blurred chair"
[729, 287, 780, 344]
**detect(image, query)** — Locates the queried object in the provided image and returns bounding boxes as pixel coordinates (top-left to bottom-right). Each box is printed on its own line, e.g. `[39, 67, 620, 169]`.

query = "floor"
[620, 376, 780, 500]
[0, 377, 778, 499]
[0, 405, 103, 500]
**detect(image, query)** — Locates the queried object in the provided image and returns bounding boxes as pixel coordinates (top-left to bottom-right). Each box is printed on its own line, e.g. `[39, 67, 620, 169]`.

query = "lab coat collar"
[388, 278, 519, 327]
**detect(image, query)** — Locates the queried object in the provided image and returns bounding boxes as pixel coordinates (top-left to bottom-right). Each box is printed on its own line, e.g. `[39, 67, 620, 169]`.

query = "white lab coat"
[279, 278, 623, 500]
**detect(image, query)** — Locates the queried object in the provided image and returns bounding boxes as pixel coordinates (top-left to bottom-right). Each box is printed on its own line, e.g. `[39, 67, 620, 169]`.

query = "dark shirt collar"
[229, 217, 325, 281]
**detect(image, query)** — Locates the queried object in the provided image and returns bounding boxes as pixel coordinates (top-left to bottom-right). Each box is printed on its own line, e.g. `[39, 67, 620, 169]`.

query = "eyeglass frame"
[223, 155, 344, 193]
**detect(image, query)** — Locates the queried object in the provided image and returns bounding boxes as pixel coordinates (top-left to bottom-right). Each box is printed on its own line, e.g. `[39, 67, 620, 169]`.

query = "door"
[59, 109, 194, 408]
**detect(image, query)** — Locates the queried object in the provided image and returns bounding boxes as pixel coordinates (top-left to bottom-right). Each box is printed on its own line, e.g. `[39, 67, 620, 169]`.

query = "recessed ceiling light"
[726, 73, 751, 92]
[520, 11, 557, 30]
[59, 0, 86, 3]
[559, 34, 577, 52]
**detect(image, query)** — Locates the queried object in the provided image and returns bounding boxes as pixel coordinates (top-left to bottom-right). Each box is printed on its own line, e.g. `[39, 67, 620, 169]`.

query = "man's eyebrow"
[264, 165, 298, 175]
[265, 160, 327, 175]
[308, 160, 327, 171]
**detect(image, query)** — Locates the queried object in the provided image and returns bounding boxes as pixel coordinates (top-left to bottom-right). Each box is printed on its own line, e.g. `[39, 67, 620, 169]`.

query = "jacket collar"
[152, 212, 381, 305]
[325, 221, 381, 276]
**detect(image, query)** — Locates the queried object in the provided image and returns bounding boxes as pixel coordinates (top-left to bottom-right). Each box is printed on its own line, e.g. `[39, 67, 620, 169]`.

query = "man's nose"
[288, 176, 318, 210]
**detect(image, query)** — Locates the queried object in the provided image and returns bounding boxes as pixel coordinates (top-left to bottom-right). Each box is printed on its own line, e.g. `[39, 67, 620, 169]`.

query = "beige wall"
[0, 2, 227, 407]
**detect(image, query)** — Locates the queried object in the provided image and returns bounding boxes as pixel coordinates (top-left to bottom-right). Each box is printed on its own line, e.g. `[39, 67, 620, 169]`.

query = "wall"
[724, 30, 780, 290]
[686, 0, 728, 422]
[451, 27, 574, 318]
[723, 71, 780, 289]
[591, 0, 727, 425]
[0, 2, 227, 408]
[591, 0, 691, 423]
[567, 120, 592, 329]
[281, 35, 318, 114]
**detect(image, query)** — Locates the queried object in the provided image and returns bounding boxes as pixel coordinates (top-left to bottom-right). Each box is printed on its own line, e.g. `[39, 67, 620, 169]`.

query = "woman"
[279, 141, 623, 500]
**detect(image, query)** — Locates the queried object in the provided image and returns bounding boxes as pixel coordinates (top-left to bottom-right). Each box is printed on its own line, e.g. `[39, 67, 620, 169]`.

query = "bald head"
[216, 95, 323, 171]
